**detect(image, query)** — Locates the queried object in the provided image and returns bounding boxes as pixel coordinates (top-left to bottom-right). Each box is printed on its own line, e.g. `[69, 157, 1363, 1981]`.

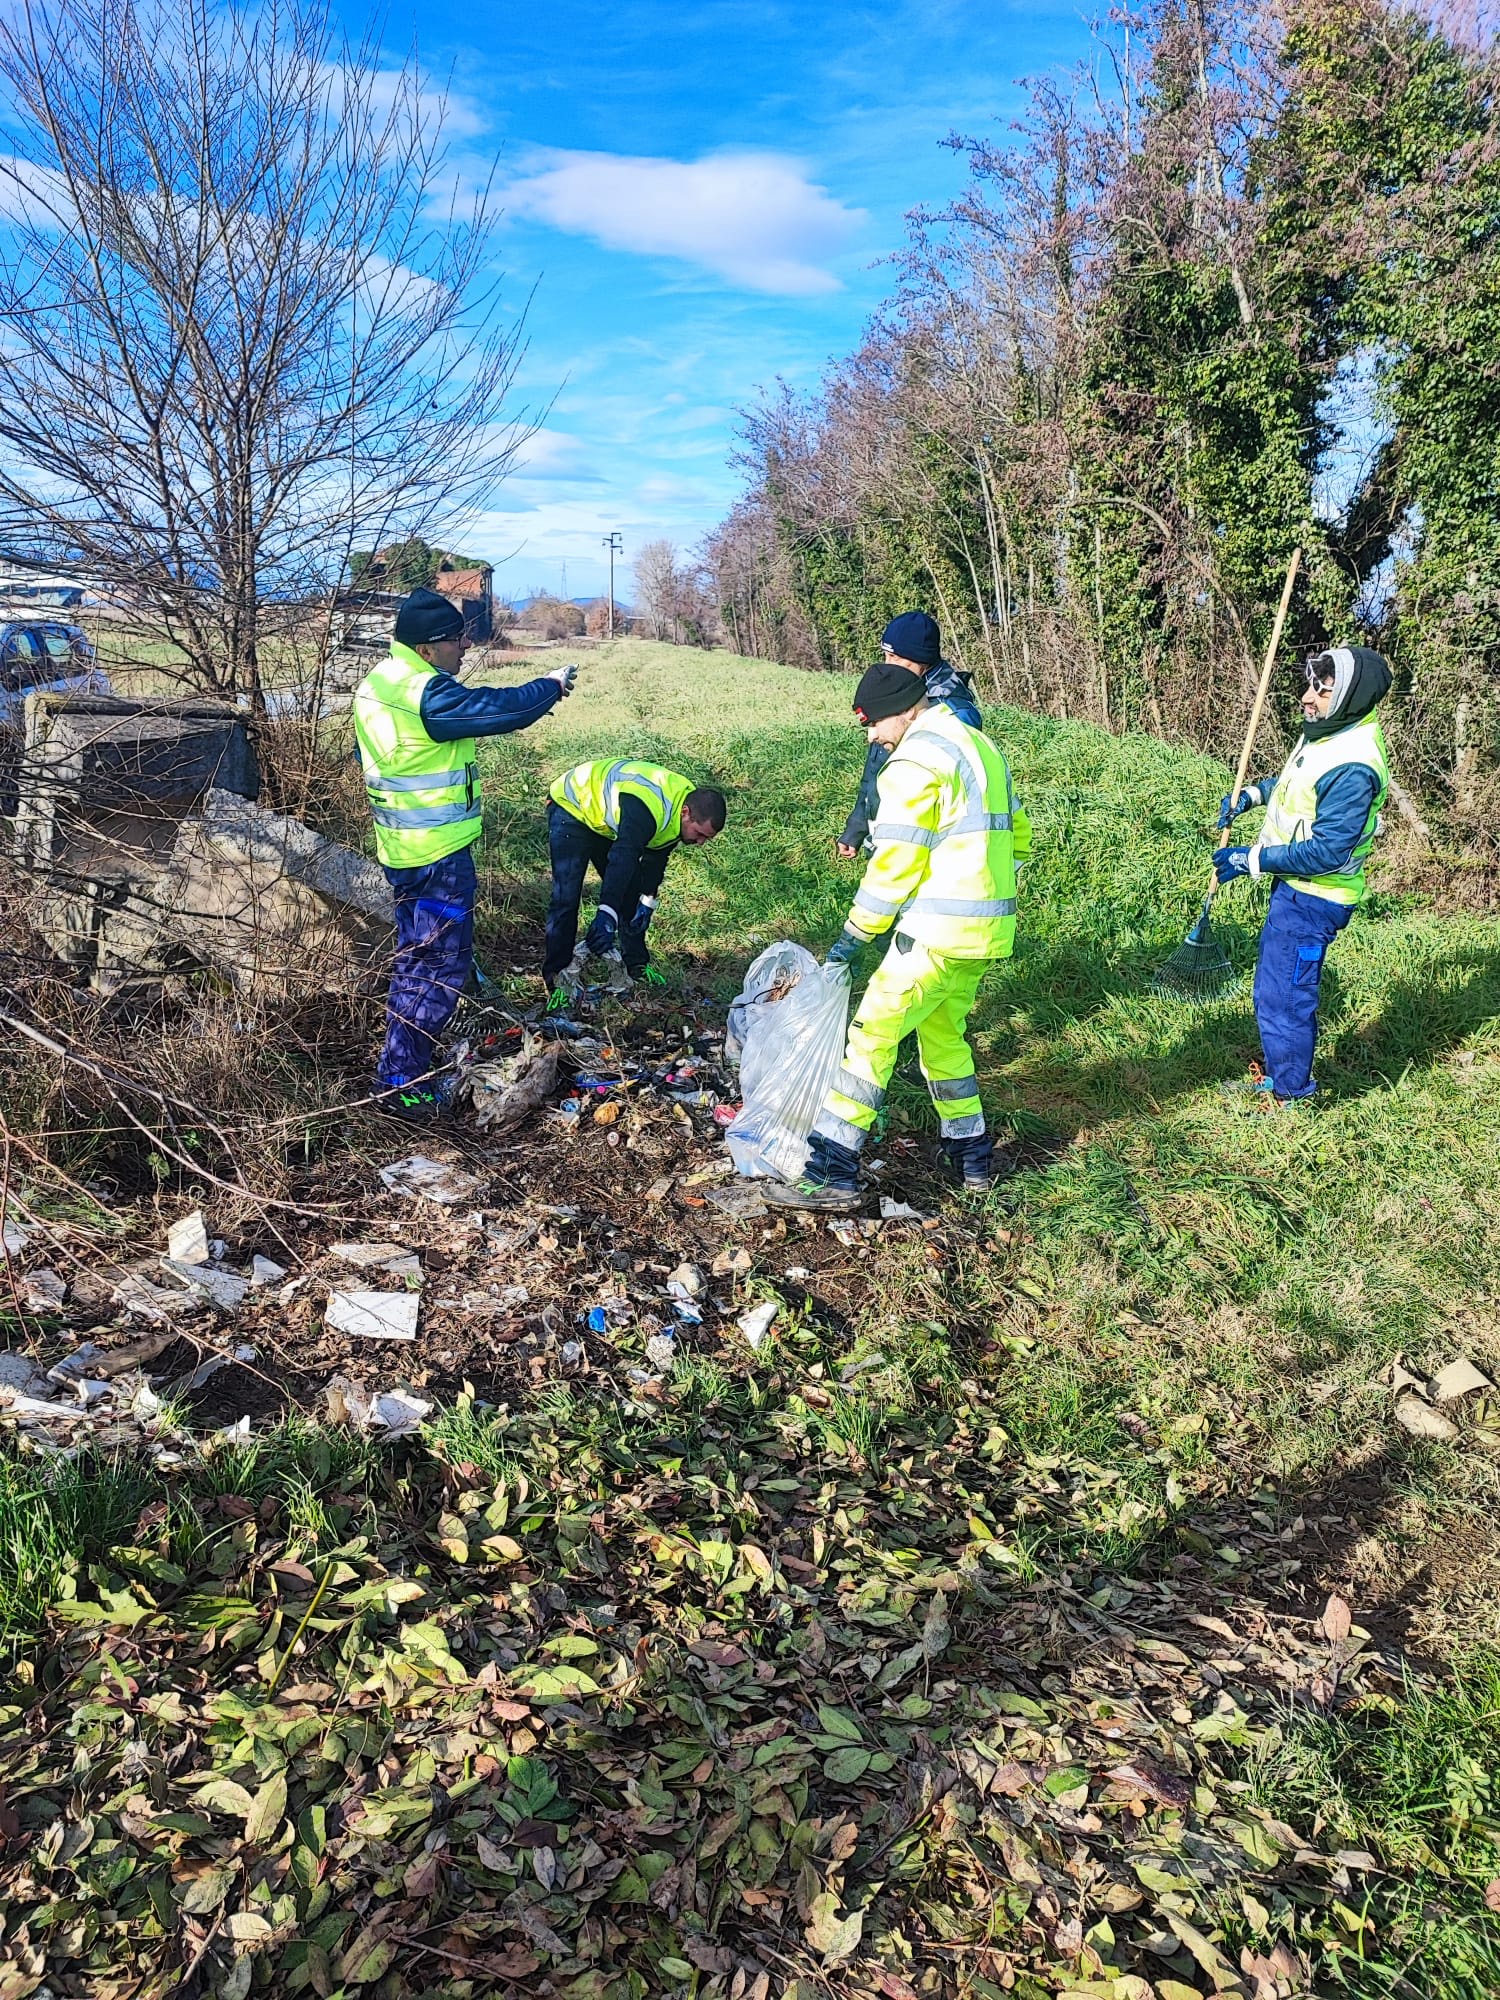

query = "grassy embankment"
[3, 638, 1499, 1999]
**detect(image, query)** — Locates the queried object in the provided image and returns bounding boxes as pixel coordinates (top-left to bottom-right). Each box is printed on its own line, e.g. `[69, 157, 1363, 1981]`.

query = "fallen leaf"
[1319, 1593, 1353, 1646]
[804, 1891, 863, 1964]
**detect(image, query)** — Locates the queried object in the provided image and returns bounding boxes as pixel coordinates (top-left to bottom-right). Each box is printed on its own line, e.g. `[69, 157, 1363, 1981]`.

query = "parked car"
[0, 621, 110, 813]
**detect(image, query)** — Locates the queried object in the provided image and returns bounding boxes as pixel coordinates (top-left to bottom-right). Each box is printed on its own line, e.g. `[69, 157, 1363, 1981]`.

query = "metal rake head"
[1152, 928, 1235, 1002]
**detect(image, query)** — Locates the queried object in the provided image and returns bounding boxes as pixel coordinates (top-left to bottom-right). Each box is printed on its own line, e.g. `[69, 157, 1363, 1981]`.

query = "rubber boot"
[763, 1133, 863, 1213]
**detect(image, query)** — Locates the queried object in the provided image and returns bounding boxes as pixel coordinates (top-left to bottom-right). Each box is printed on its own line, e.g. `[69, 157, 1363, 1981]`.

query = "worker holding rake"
[1214, 645, 1392, 1105]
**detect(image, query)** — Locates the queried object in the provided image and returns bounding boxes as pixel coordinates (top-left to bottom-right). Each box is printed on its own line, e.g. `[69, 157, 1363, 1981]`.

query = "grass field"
[4, 638, 1499, 1999]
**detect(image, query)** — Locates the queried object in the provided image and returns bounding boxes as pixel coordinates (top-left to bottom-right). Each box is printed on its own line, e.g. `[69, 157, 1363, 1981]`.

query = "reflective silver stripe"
[365, 767, 469, 793]
[811, 1109, 871, 1150]
[602, 761, 671, 833]
[870, 821, 938, 849]
[929, 1074, 979, 1102]
[370, 800, 480, 830]
[853, 888, 905, 917]
[938, 1111, 986, 1138]
[909, 896, 1017, 918]
[830, 1068, 885, 1109]
[563, 769, 586, 810]
[950, 812, 1012, 833]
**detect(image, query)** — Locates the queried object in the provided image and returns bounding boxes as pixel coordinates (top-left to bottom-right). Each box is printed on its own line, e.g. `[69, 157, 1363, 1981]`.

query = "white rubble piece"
[160, 1260, 249, 1311]
[645, 1332, 678, 1373]
[879, 1196, 928, 1223]
[1432, 1357, 1493, 1402]
[378, 1156, 482, 1207]
[248, 1255, 288, 1287]
[114, 1271, 208, 1321]
[332, 1241, 409, 1267]
[167, 1211, 211, 1266]
[326, 1289, 420, 1342]
[2, 1222, 31, 1256]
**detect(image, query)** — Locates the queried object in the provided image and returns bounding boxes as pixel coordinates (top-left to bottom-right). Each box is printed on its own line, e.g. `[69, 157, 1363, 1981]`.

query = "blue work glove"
[825, 930, 865, 967]
[1214, 845, 1254, 884]
[583, 909, 618, 955]
[1219, 782, 1268, 824]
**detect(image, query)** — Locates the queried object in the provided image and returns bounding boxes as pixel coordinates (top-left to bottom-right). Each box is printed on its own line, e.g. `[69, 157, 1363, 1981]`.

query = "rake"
[1154, 548, 1301, 1001]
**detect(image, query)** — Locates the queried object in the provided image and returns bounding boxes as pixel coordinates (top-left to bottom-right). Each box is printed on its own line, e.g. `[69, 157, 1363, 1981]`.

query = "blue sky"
[344, 0, 1095, 603]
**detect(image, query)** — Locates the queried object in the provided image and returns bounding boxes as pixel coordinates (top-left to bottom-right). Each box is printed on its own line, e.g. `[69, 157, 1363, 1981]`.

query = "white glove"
[549, 662, 578, 697]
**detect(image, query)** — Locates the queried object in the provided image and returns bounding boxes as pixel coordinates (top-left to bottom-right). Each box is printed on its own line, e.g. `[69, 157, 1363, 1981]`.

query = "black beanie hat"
[854, 660, 927, 723]
[881, 610, 941, 669]
[395, 586, 465, 646]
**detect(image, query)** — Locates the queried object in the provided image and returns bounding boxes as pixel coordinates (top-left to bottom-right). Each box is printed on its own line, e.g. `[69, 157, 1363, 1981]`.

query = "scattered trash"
[167, 1210, 211, 1265]
[738, 1300, 779, 1351]
[585, 1305, 609, 1333]
[705, 1182, 768, 1221]
[115, 1271, 208, 1322]
[1433, 1357, 1493, 1402]
[645, 1176, 675, 1200]
[248, 1254, 288, 1287]
[672, 1300, 703, 1324]
[668, 1262, 705, 1297]
[0, 1352, 53, 1399]
[160, 1260, 250, 1311]
[840, 1352, 888, 1382]
[324, 1374, 432, 1436]
[560, 1340, 584, 1367]
[879, 1196, 928, 1222]
[457, 1033, 561, 1133]
[713, 1246, 754, 1276]
[327, 1290, 420, 1342]
[21, 1270, 66, 1310]
[784, 1265, 810, 1280]
[2, 1222, 30, 1255]
[378, 1155, 482, 1206]
[645, 1332, 677, 1372]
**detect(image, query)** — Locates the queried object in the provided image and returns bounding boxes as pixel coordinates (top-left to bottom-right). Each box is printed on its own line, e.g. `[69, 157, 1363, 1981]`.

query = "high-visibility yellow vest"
[850, 706, 1032, 958]
[352, 643, 481, 869]
[550, 759, 694, 848]
[1259, 715, 1389, 906]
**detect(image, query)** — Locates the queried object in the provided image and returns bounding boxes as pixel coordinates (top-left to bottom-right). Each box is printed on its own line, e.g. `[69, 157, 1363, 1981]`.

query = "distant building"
[355, 547, 495, 642]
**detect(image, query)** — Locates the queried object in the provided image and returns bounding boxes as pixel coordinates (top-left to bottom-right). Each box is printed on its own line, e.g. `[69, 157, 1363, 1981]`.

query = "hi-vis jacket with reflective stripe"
[846, 706, 1032, 958]
[1256, 715, 1389, 907]
[352, 643, 482, 869]
[550, 759, 694, 848]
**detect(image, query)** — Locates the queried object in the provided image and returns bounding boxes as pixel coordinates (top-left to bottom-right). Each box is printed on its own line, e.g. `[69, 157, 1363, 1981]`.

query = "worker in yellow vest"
[546, 758, 726, 995]
[1214, 645, 1392, 1104]
[766, 660, 1031, 1211]
[352, 588, 574, 1121]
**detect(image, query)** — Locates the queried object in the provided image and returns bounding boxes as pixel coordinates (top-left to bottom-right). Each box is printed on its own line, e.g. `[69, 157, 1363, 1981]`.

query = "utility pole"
[602, 530, 622, 639]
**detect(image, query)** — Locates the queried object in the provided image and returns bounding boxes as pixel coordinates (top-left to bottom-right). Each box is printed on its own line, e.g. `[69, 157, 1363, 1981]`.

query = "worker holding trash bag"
[544, 759, 727, 998]
[353, 587, 576, 1123]
[766, 661, 1031, 1212]
[1213, 645, 1392, 1105]
[836, 610, 981, 858]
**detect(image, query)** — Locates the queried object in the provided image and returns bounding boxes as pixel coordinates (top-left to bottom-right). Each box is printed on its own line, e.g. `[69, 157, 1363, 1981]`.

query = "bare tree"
[0, 0, 531, 712]
[632, 538, 681, 642]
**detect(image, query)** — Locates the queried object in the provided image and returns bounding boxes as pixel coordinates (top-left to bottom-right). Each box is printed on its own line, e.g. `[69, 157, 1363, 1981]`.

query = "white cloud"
[503, 148, 864, 295]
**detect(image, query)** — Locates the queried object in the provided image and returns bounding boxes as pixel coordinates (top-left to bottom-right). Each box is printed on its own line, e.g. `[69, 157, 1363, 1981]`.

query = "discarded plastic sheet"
[377, 1155, 482, 1206]
[726, 943, 850, 1181]
[879, 1196, 928, 1223]
[2, 1222, 30, 1255]
[0, 1353, 53, 1399]
[248, 1255, 287, 1287]
[115, 1272, 208, 1321]
[160, 1260, 249, 1311]
[167, 1211, 211, 1266]
[327, 1289, 420, 1341]
[704, 1181, 768, 1222]
[585, 1306, 609, 1333]
[738, 1300, 779, 1351]
[22, 1270, 66, 1310]
[324, 1373, 432, 1436]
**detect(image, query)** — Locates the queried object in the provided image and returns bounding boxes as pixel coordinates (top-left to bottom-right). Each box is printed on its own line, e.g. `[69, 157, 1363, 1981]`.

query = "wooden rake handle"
[1209, 548, 1302, 882]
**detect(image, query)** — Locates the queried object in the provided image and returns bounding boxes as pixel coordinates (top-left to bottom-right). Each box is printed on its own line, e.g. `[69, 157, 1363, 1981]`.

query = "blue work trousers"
[1252, 879, 1353, 1099]
[377, 846, 476, 1087]
[543, 802, 650, 982]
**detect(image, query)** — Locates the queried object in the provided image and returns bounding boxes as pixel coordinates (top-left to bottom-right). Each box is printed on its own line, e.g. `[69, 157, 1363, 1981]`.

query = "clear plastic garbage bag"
[725, 942, 851, 1180]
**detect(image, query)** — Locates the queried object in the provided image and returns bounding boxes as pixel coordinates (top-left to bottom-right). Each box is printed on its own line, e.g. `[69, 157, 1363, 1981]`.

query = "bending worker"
[353, 587, 575, 1121]
[1214, 644, 1392, 1105]
[837, 610, 981, 857]
[767, 659, 1031, 1213]
[545, 758, 727, 995]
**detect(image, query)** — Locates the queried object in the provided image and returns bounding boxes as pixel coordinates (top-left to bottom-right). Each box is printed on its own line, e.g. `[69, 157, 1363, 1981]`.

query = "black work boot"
[763, 1134, 863, 1214]
[941, 1135, 994, 1192]
[376, 1082, 446, 1126]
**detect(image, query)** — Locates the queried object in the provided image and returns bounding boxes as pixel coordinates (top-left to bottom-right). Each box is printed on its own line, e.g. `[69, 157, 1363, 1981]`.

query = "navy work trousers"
[377, 846, 476, 1088]
[1252, 879, 1353, 1099]
[543, 802, 649, 982]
